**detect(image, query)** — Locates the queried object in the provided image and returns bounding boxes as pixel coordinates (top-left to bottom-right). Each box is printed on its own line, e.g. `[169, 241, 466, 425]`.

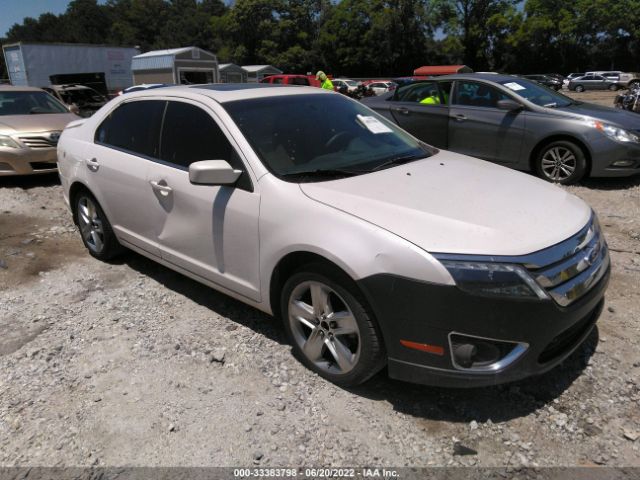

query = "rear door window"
[94, 100, 165, 158]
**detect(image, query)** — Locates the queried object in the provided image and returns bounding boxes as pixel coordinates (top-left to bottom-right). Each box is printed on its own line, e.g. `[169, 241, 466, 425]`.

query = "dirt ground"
[0, 89, 639, 469]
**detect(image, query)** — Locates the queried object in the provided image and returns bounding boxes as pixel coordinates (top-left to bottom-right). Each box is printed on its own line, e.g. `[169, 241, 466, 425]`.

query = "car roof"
[124, 83, 328, 103]
[0, 85, 45, 92]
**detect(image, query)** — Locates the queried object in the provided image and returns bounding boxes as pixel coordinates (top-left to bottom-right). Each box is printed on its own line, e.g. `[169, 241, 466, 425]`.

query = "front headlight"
[586, 120, 640, 143]
[0, 135, 20, 148]
[440, 261, 549, 300]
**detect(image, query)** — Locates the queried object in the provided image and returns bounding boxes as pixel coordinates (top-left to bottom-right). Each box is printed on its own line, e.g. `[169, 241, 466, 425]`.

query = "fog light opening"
[449, 333, 528, 372]
[611, 160, 634, 167]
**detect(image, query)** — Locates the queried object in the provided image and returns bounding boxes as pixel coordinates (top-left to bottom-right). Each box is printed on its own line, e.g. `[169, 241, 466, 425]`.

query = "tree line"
[2, 0, 639, 81]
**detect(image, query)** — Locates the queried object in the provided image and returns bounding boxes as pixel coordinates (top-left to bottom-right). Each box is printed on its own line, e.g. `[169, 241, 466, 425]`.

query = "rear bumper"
[0, 147, 58, 176]
[358, 265, 609, 388]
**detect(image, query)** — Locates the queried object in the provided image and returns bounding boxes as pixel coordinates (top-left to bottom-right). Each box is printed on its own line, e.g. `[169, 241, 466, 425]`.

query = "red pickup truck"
[260, 74, 321, 87]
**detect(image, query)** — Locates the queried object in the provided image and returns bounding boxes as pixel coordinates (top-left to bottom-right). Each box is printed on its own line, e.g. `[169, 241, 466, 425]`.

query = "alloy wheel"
[77, 196, 105, 253]
[540, 146, 577, 182]
[288, 280, 361, 375]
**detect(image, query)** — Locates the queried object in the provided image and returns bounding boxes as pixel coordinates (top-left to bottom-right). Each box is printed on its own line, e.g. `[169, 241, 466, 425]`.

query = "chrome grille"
[526, 216, 609, 307]
[18, 131, 61, 149]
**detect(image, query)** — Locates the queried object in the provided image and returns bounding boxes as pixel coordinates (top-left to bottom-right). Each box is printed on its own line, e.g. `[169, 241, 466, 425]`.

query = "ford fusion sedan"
[364, 73, 640, 184]
[0, 85, 79, 176]
[57, 84, 609, 387]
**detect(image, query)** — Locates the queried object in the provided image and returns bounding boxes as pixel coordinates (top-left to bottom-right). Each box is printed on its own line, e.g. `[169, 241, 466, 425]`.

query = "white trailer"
[2, 42, 139, 94]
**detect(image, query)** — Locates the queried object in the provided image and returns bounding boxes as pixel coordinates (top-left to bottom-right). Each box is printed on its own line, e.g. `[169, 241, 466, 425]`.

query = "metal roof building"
[242, 65, 282, 82]
[219, 63, 248, 83]
[132, 46, 219, 85]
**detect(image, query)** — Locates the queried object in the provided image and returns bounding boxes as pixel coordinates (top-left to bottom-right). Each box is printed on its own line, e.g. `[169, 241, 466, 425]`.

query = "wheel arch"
[68, 181, 94, 225]
[269, 251, 360, 320]
[529, 134, 592, 176]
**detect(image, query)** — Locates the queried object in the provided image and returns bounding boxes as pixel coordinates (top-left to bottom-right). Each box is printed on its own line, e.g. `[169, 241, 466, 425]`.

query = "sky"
[0, 0, 84, 37]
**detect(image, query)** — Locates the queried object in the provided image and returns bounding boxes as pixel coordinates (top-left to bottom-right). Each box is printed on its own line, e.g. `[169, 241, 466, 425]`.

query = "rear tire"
[535, 140, 587, 185]
[281, 264, 385, 387]
[74, 191, 124, 260]
[609, 84, 619, 91]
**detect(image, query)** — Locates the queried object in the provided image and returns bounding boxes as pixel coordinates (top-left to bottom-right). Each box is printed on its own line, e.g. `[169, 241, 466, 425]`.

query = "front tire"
[281, 265, 385, 387]
[575, 85, 585, 92]
[74, 191, 123, 260]
[609, 84, 619, 91]
[535, 140, 587, 185]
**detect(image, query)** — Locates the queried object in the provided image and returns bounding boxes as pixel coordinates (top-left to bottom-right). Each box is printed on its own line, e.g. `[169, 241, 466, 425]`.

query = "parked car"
[563, 73, 585, 88]
[0, 85, 79, 176]
[568, 74, 619, 92]
[585, 71, 622, 83]
[42, 84, 108, 117]
[522, 75, 562, 90]
[363, 80, 397, 96]
[363, 73, 640, 184]
[260, 74, 320, 87]
[332, 79, 360, 94]
[58, 84, 609, 387]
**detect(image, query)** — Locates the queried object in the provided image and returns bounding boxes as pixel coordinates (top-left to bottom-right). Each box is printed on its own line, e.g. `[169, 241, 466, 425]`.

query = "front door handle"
[85, 157, 99, 172]
[393, 107, 410, 115]
[149, 180, 173, 196]
[453, 114, 467, 122]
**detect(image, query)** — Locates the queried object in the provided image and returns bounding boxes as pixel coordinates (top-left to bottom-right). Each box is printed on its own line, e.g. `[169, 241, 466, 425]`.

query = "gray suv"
[364, 74, 640, 184]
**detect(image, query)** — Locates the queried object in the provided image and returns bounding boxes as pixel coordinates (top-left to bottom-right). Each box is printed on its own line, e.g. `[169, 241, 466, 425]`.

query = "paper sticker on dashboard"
[357, 114, 393, 134]
[504, 82, 526, 91]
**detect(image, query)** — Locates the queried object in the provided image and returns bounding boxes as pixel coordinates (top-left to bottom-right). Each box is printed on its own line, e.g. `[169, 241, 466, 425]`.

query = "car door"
[448, 80, 525, 165]
[146, 99, 261, 301]
[386, 81, 450, 148]
[89, 99, 166, 256]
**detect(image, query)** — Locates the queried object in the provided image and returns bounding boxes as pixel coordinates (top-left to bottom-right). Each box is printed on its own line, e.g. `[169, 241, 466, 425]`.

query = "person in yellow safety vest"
[420, 89, 441, 104]
[316, 71, 334, 90]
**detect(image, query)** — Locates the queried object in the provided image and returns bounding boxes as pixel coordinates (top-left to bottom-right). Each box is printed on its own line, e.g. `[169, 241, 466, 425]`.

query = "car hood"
[552, 102, 640, 129]
[0, 113, 79, 134]
[300, 151, 591, 256]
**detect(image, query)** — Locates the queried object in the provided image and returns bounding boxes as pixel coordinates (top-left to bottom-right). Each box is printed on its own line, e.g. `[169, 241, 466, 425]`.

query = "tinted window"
[272, 77, 283, 84]
[160, 101, 233, 169]
[291, 77, 310, 86]
[95, 100, 165, 157]
[395, 82, 441, 103]
[453, 81, 509, 108]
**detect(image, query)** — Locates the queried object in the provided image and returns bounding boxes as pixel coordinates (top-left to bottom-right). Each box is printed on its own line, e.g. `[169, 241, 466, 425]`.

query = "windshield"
[345, 80, 358, 86]
[499, 78, 574, 107]
[0, 91, 69, 115]
[224, 94, 431, 181]
[58, 88, 106, 105]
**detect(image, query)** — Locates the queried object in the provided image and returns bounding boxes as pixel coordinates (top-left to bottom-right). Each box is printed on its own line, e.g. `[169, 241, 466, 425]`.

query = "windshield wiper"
[280, 168, 360, 180]
[543, 102, 557, 108]
[367, 154, 424, 172]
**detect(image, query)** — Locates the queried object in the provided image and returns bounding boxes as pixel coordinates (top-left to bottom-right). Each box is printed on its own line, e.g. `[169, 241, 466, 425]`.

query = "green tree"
[435, 0, 518, 70]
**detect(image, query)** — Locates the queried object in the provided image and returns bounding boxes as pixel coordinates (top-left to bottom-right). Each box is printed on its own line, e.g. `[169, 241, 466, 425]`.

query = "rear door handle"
[85, 157, 99, 172]
[393, 107, 409, 115]
[149, 180, 173, 196]
[453, 114, 467, 122]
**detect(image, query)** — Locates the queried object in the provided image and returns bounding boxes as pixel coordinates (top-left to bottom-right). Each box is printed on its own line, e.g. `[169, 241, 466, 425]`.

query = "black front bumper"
[357, 266, 609, 388]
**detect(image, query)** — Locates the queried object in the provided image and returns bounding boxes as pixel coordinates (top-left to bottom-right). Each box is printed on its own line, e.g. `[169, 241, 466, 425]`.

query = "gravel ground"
[0, 90, 639, 468]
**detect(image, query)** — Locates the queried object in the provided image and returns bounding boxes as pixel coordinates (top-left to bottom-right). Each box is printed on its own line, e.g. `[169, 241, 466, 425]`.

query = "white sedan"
[57, 84, 609, 388]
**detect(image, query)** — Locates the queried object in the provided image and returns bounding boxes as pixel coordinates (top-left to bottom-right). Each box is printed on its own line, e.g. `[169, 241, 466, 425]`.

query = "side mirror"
[497, 99, 523, 112]
[189, 160, 242, 186]
[69, 104, 81, 115]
